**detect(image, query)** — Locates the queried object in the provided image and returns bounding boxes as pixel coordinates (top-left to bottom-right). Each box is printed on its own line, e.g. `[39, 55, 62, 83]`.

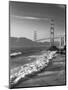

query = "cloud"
[11, 15, 50, 21]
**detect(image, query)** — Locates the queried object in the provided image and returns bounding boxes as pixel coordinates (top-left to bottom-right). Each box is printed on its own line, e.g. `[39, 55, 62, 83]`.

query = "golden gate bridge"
[33, 18, 65, 48]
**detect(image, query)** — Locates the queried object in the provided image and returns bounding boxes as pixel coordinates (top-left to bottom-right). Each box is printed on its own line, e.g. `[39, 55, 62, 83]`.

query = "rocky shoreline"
[10, 51, 57, 88]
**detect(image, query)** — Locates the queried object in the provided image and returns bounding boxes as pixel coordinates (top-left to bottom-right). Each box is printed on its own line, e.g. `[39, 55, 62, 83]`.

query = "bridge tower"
[34, 31, 37, 41]
[50, 19, 54, 46]
[60, 36, 64, 48]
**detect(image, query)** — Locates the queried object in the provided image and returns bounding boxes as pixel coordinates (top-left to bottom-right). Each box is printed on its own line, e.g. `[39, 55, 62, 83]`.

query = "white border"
[0, 0, 67, 90]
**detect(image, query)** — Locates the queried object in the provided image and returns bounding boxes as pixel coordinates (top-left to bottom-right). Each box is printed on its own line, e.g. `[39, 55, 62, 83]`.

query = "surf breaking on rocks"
[10, 51, 57, 87]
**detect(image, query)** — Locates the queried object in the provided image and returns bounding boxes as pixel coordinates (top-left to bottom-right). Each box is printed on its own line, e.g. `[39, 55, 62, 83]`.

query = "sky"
[10, 1, 66, 41]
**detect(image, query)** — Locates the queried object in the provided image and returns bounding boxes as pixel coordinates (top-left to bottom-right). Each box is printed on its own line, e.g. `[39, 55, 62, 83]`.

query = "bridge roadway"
[36, 35, 65, 42]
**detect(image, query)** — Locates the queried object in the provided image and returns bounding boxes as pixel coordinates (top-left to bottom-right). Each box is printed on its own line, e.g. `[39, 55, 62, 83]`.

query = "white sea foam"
[10, 52, 22, 57]
[10, 51, 57, 85]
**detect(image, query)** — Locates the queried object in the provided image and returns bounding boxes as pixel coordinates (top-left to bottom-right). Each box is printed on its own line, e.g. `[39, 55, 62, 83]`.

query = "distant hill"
[9, 37, 60, 54]
[9, 37, 50, 52]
